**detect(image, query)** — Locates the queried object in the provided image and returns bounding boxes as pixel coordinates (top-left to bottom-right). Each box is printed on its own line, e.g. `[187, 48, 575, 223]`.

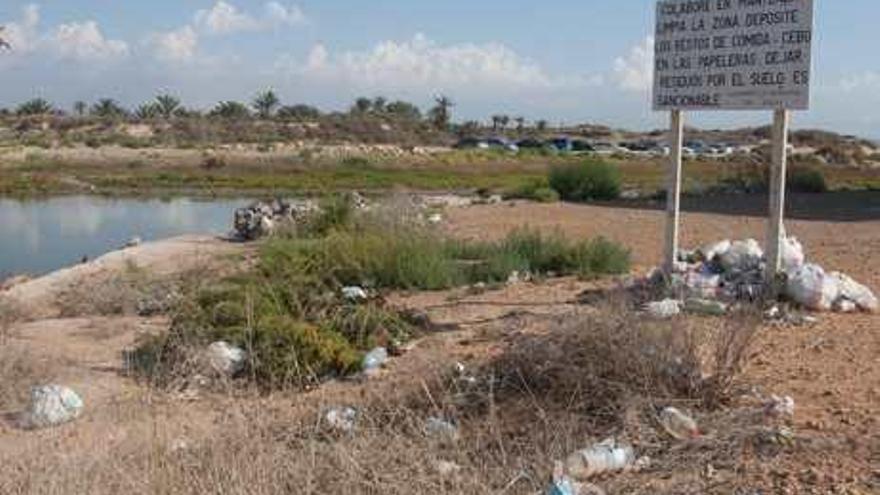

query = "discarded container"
[22, 385, 84, 429]
[425, 417, 459, 441]
[427, 213, 443, 225]
[830, 272, 878, 313]
[324, 407, 358, 433]
[684, 270, 722, 298]
[764, 395, 795, 419]
[362, 347, 388, 372]
[786, 264, 839, 311]
[342, 286, 368, 302]
[207, 341, 247, 376]
[659, 407, 700, 440]
[684, 298, 727, 316]
[644, 299, 682, 319]
[564, 438, 635, 480]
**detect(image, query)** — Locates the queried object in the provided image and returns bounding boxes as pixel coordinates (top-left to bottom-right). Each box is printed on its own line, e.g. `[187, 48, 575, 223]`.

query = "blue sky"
[2, 1, 879, 136]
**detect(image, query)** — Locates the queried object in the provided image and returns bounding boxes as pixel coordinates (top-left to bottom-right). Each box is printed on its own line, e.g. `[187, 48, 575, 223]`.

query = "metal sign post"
[765, 108, 791, 286]
[664, 109, 684, 274]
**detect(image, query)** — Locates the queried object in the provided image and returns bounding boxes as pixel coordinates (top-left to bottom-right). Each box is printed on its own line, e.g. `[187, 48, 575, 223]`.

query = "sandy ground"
[0, 200, 878, 492]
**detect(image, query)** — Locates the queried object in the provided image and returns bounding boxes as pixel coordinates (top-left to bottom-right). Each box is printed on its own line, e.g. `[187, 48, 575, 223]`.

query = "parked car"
[454, 137, 489, 150]
[486, 137, 518, 152]
[516, 138, 548, 150]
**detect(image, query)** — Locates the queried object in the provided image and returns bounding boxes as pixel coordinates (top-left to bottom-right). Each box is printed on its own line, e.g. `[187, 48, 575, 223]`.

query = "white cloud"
[293, 34, 595, 93]
[194, 1, 305, 35]
[49, 21, 128, 61]
[150, 26, 198, 62]
[2, 4, 41, 54]
[614, 36, 654, 92]
[838, 72, 880, 92]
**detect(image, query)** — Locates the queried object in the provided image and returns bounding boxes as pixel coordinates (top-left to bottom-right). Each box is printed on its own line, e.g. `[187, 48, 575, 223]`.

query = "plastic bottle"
[564, 438, 635, 480]
[659, 407, 700, 440]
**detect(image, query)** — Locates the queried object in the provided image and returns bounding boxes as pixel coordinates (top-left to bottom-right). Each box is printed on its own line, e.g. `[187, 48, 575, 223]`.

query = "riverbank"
[3, 144, 879, 198]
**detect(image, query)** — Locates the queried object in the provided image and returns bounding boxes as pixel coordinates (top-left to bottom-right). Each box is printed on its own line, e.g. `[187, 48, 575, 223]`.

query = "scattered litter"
[435, 460, 462, 477]
[206, 341, 246, 376]
[427, 213, 443, 225]
[644, 299, 682, 319]
[342, 286, 368, 302]
[324, 407, 358, 433]
[764, 395, 795, 419]
[507, 270, 531, 285]
[233, 199, 319, 240]
[699, 239, 731, 262]
[834, 299, 857, 313]
[683, 298, 727, 316]
[781, 237, 805, 273]
[362, 347, 388, 372]
[124, 236, 142, 249]
[21, 385, 83, 429]
[565, 438, 635, 480]
[659, 407, 700, 440]
[424, 417, 459, 441]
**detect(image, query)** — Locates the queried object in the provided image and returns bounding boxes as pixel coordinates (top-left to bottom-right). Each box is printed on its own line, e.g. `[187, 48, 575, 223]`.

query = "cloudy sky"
[1, 1, 879, 136]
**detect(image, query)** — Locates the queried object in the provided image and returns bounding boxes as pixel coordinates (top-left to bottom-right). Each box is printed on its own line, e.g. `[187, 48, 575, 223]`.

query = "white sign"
[653, 0, 814, 111]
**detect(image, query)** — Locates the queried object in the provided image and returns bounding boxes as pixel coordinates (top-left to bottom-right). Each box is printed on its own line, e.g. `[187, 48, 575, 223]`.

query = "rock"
[342, 286, 368, 302]
[124, 236, 142, 249]
[644, 299, 682, 319]
[206, 341, 246, 376]
[324, 407, 358, 433]
[21, 385, 83, 429]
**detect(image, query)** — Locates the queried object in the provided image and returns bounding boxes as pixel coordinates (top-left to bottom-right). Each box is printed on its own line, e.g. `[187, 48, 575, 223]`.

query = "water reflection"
[0, 196, 248, 277]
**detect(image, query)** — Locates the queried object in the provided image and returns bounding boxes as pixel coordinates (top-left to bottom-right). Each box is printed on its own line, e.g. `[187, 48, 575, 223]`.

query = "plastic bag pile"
[672, 237, 877, 313]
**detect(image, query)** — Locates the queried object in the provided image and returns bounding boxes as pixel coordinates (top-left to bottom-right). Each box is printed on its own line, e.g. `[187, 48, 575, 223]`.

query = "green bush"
[548, 160, 621, 202]
[505, 179, 560, 203]
[787, 167, 827, 193]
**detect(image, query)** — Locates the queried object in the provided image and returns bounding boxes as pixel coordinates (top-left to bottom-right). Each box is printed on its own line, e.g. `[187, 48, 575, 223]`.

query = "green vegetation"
[788, 167, 828, 193]
[548, 159, 622, 202]
[135, 197, 630, 389]
[504, 178, 560, 203]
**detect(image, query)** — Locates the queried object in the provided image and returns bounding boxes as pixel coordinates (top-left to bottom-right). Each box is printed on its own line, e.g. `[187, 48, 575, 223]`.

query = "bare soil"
[1, 200, 877, 494]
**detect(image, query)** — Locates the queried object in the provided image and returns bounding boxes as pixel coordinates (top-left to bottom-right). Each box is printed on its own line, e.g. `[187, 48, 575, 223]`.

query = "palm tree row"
[7, 90, 455, 129]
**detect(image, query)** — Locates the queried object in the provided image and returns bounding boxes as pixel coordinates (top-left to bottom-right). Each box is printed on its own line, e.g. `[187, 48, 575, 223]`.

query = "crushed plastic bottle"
[659, 407, 700, 440]
[362, 347, 388, 372]
[564, 438, 635, 480]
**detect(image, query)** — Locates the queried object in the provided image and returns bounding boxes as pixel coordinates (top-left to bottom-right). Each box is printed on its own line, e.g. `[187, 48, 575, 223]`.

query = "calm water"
[0, 196, 249, 277]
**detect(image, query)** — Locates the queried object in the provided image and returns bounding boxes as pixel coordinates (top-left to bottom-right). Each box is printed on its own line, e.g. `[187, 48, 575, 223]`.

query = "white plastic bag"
[720, 239, 763, 272]
[781, 237, 805, 274]
[207, 341, 246, 376]
[830, 272, 878, 313]
[699, 239, 731, 262]
[22, 385, 83, 429]
[644, 299, 682, 319]
[786, 264, 839, 311]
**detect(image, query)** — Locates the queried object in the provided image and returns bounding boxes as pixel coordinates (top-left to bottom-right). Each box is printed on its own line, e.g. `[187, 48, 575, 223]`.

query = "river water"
[0, 196, 249, 277]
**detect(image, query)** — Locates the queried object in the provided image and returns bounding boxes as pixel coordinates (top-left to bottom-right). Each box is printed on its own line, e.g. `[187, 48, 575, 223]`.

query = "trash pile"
[653, 237, 877, 315]
[232, 198, 320, 240]
[20, 384, 84, 430]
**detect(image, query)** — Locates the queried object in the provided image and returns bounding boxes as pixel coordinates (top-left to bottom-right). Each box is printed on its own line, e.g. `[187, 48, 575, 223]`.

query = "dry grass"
[0, 297, 766, 494]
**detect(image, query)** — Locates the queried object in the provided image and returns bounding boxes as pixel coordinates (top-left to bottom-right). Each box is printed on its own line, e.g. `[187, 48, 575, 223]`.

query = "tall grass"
[136, 201, 631, 390]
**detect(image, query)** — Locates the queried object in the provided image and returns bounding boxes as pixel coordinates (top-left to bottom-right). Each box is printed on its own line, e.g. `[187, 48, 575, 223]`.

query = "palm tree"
[0, 26, 11, 50]
[491, 115, 503, 132]
[352, 97, 372, 114]
[17, 98, 53, 116]
[536, 120, 549, 132]
[372, 97, 387, 113]
[210, 101, 250, 120]
[515, 117, 526, 133]
[429, 95, 454, 130]
[91, 98, 127, 119]
[252, 90, 280, 119]
[155, 94, 181, 119]
[135, 102, 162, 120]
[73, 101, 87, 117]
[386, 100, 421, 121]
